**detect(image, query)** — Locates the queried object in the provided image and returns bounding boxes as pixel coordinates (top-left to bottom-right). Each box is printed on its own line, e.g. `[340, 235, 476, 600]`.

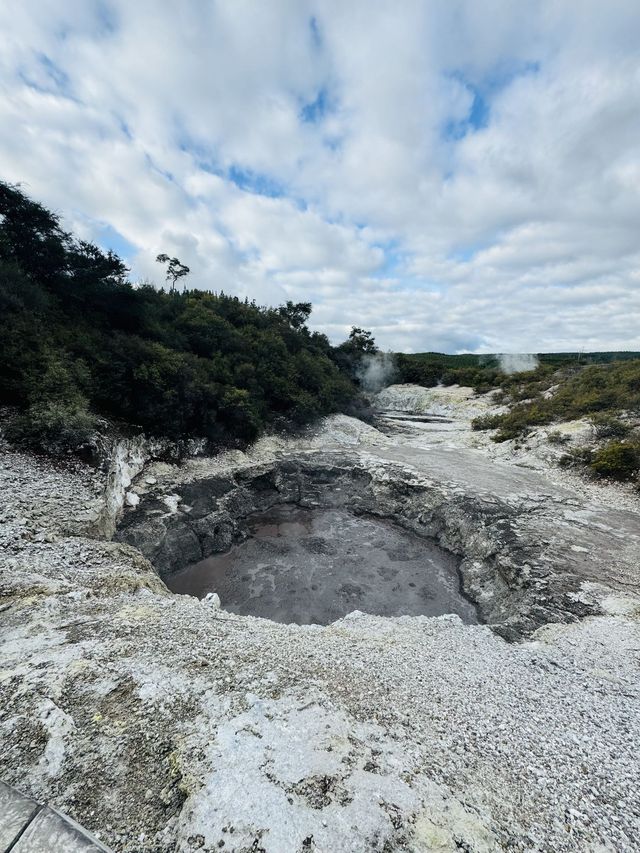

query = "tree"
[345, 326, 378, 355]
[330, 326, 378, 382]
[156, 253, 190, 292]
[278, 301, 312, 330]
[0, 181, 69, 283]
[70, 241, 129, 287]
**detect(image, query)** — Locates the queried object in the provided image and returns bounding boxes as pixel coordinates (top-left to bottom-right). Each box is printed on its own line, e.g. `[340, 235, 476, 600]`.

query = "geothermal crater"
[114, 452, 573, 639]
[166, 504, 478, 625]
[115, 432, 640, 642]
[3, 402, 640, 853]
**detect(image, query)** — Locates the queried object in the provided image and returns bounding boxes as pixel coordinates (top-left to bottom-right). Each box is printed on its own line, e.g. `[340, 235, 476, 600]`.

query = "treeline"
[0, 181, 360, 453]
[395, 353, 499, 390]
[395, 351, 640, 395]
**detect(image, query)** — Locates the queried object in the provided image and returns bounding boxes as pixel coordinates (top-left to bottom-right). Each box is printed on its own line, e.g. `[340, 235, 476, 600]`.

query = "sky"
[1, 0, 639, 353]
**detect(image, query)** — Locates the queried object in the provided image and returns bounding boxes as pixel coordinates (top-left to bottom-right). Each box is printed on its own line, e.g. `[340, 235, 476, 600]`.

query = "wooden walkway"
[0, 781, 111, 852]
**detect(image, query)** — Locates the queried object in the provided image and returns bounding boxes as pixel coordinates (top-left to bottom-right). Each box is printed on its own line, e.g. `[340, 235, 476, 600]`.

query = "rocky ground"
[373, 384, 640, 512]
[1, 388, 640, 852]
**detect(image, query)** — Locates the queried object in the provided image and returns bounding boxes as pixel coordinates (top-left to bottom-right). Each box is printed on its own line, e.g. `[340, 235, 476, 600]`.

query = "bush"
[547, 430, 571, 445]
[558, 447, 593, 468]
[471, 414, 500, 431]
[471, 360, 640, 440]
[491, 389, 508, 405]
[590, 414, 631, 439]
[589, 441, 640, 481]
[7, 398, 96, 454]
[4, 352, 97, 453]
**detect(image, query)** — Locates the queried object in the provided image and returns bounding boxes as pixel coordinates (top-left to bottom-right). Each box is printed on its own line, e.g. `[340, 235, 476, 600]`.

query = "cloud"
[1, 0, 639, 352]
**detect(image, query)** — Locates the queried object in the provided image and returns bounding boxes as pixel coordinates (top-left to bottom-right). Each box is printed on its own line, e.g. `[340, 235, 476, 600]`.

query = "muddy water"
[166, 505, 478, 625]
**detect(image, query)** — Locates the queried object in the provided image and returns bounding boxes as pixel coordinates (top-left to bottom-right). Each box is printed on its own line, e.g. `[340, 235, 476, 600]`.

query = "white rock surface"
[375, 383, 502, 419]
[97, 435, 151, 537]
[1, 396, 639, 852]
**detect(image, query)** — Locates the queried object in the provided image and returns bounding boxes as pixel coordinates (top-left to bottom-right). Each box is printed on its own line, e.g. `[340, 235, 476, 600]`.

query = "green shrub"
[590, 414, 631, 439]
[547, 430, 571, 445]
[471, 414, 500, 431]
[471, 360, 640, 440]
[558, 447, 593, 468]
[492, 425, 529, 443]
[4, 353, 97, 453]
[7, 398, 96, 454]
[589, 441, 640, 481]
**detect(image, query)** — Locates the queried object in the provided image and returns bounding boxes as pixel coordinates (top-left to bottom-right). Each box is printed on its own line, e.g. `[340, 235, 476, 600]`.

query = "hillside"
[0, 182, 357, 453]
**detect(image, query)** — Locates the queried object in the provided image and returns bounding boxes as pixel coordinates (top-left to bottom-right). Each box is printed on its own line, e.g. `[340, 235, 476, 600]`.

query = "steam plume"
[498, 353, 539, 374]
[357, 352, 396, 393]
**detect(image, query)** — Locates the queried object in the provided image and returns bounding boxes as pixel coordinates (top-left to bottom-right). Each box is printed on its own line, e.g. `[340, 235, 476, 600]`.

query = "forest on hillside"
[0, 182, 371, 453]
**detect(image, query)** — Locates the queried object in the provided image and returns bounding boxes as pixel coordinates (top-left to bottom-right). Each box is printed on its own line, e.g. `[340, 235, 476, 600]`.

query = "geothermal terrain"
[1, 385, 639, 852]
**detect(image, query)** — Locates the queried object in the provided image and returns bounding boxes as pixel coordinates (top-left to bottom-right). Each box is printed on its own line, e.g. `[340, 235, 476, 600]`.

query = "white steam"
[357, 352, 396, 393]
[498, 353, 539, 374]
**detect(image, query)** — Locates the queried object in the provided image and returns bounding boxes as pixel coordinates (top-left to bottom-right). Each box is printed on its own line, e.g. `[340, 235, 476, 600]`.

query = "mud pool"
[166, 504, 478, 625]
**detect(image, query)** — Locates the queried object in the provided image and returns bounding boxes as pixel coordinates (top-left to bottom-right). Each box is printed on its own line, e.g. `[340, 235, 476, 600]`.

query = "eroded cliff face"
[1, 406, 640, 853]
[93, 434, 208, 540]
[95, 435, 153, 539]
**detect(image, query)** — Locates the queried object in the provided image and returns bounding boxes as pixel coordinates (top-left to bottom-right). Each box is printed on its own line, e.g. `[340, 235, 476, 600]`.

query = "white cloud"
[1, 0, 639, 352]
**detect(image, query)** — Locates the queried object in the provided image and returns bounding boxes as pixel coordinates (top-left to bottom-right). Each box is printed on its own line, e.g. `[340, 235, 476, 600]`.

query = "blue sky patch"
[95, 0, 118, 35]
[371, 240, 407, 278]
[449, 239, 493, 262]
[182, 141, 301, 204]
[144, 152, 175, 185]
[116, 116, 133, 140]
[468, 88, 489, 130]
[444, 61, 540, 141]
[95, 223, 138, 261]
[227, 165, 286, 198]
[300, 87, 330, 124]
